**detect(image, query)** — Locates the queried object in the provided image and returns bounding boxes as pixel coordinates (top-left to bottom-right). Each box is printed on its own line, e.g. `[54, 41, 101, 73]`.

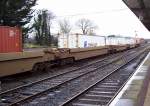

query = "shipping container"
[135, 38, 145, 44]
[58, 34, 106, 48]
[58, 34, 137, 48]
[106, 35, 135, 45]
[0, 26, 22, 53]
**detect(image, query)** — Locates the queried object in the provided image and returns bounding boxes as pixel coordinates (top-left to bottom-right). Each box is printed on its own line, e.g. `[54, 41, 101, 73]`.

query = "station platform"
[110, 52, 150, 106]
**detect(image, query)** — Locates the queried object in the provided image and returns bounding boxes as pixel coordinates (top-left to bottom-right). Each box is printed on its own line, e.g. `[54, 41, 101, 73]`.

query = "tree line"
[0, 0, 98, 47]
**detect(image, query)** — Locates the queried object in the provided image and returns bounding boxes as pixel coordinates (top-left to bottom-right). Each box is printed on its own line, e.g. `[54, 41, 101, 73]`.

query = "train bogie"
[115, 45, 128, 52]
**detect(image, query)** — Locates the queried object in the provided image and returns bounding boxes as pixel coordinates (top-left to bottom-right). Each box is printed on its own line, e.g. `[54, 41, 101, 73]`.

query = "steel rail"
[106, 51, 149, 106]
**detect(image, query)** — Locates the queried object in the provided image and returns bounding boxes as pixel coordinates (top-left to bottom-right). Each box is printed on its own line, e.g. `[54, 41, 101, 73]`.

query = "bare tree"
[76, 18, 97, 35]
[58, 19, 72, 48]
[59, 19, 72, 34]
[47, 11, 55, 36]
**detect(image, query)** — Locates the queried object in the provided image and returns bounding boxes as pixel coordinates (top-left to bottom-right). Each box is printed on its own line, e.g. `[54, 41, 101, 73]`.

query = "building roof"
[123, 0, 150, 31]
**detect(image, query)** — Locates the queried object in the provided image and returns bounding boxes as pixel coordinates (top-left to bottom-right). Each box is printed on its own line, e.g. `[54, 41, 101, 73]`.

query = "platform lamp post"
[67, 33, 69, 48]
[57, 32, 60, 47]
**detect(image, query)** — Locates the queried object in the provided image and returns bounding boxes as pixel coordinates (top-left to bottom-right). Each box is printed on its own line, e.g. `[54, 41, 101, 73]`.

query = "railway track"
[0, 52, 127, 106]
[60, 51, 148, 106]
[0, 46, 148, 106]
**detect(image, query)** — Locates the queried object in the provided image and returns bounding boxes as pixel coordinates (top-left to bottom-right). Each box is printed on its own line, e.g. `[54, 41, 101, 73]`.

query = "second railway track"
[0, 46, 149, 106]
[60, 50, 149, 106]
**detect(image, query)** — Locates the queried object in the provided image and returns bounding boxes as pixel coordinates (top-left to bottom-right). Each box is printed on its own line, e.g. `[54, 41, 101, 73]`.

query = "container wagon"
[0, 44, 141, 77]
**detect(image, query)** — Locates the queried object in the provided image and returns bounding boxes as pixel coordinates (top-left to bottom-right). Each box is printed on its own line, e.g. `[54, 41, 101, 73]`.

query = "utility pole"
[76, 33, 79, 48]
[135, 30, 138, 43]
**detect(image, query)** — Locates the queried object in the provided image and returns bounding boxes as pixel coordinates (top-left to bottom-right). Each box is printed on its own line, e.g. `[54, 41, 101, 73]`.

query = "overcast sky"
[35, 0, 150, 38]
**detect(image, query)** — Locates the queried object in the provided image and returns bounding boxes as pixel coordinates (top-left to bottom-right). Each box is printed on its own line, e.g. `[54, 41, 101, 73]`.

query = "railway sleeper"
[73, 99, 109, 106]
[79, 98, 109, 103]
[89, 91, 115, 95]
[81, 95, 111, 101]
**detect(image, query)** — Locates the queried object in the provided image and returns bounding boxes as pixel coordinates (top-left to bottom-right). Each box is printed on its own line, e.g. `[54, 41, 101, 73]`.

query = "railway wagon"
[39, 45, 131, 69]
[0, 51, 44, 77]
[0, 44, 142, 77]
[44, 46, 109, 62]
[129, 44, 136, 49]
[0, 45, 128, 77]
[70, 46, 108, 60]
[110, 45, 130, 52]
[0, 42, 142, 77]
[106, 35, 139, 50]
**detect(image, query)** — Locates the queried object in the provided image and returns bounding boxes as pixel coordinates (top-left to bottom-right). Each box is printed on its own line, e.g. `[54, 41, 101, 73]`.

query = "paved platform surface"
[110, 52, 150, 106]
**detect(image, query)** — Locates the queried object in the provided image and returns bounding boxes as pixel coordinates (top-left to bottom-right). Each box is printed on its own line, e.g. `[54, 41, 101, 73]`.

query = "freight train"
[0, 26, 145, 77]
[0, 44, 141, 77]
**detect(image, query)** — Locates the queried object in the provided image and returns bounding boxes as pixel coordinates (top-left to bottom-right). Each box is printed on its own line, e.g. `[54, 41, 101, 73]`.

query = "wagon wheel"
[32, 63, 45, 72]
